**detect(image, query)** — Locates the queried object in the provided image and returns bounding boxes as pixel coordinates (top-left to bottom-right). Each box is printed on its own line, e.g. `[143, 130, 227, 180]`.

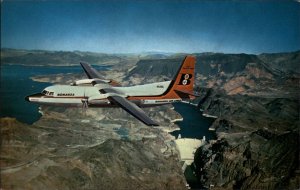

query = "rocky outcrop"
[258, 51, 300, 76]
[195, 130, 298, 189]
[76, 139, 185, 190]
[0, 105, 186, 190]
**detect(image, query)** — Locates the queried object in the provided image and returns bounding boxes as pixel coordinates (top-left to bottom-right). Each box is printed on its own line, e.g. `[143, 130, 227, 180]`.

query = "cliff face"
[192, 52, 300, 189]
[258, 51, 300, 76]
[128, 51, 299, 89]
[195, 131, 298, 189]
[194, 88, 299, 189]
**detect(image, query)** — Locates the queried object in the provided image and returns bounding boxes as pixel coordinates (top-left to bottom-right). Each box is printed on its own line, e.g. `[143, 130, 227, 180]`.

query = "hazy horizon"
[2, 46, 300, 55]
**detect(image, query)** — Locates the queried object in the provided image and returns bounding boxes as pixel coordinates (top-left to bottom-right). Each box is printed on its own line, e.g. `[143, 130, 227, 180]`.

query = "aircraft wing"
[107, 95, 159, 126]
[80, 62, 121, 86]
[80, 62, 104, 79]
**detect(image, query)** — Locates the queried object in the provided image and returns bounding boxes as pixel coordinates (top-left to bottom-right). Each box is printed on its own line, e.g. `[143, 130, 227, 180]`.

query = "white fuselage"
[26, 81, 182, 107]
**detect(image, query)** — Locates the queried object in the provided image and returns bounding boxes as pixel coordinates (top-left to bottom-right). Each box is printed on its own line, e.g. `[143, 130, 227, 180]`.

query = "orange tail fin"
[164, 56, 196, 99]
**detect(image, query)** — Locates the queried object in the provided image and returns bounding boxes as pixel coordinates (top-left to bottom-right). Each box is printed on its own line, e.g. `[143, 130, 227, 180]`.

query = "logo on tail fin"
[179, 73, 192, 85]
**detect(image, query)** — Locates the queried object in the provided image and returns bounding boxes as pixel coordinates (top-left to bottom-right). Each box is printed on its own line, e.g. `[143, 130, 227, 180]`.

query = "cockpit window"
[42, 90, 54, 96]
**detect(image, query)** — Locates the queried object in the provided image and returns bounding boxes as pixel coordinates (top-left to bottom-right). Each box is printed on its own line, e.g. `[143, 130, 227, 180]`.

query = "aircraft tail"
[165, 56, 197, 99]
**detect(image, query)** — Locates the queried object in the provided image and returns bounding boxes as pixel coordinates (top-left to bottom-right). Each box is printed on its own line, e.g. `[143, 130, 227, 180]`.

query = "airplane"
[25, 56, 197, 126]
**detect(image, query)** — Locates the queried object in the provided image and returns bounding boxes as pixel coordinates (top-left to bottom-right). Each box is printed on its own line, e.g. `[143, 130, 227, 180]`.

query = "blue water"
[0, 64, 110, 124]
[171, 103, 216, 140]
[115, 127, 129, 140]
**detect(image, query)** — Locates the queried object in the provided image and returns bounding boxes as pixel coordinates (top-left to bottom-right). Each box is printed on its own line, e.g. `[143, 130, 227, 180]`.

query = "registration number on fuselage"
[143, 99, 181, 104]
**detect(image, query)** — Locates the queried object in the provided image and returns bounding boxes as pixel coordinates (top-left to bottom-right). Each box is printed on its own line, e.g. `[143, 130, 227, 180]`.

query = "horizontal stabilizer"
[174, 89, 200, 98]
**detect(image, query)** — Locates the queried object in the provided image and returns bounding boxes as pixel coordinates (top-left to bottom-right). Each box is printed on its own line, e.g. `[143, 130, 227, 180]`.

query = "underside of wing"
[107, 95, 159, 126]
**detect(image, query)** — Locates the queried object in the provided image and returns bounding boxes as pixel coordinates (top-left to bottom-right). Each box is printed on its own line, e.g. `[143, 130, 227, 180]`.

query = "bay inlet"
[171, 103, 216, 140]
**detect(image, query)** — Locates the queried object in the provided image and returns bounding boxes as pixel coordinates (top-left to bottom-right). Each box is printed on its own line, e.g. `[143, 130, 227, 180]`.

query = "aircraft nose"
[25, 96, 30, 102]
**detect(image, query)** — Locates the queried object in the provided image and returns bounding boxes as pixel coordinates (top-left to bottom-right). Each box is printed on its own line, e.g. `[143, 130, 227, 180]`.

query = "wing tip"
[147, 122, 160, 127]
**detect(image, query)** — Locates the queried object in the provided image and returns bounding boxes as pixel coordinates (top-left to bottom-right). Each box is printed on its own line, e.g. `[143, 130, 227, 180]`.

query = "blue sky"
[1, 0, 300, 54]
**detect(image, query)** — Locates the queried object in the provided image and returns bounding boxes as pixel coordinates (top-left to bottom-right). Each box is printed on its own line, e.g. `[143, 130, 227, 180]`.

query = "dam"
[175, 135, 206, 170]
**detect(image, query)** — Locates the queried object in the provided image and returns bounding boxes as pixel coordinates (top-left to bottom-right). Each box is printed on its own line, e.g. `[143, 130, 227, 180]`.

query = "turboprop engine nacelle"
[71, 78, 110, 86]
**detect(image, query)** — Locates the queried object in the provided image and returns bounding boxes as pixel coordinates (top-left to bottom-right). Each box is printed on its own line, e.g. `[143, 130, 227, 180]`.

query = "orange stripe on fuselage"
[127, 91, 181, 100]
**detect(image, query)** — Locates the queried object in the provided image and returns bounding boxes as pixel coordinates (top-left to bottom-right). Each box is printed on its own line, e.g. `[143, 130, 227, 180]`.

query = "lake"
[171, 103, 216, 140]
[0, 64, 215, 140]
